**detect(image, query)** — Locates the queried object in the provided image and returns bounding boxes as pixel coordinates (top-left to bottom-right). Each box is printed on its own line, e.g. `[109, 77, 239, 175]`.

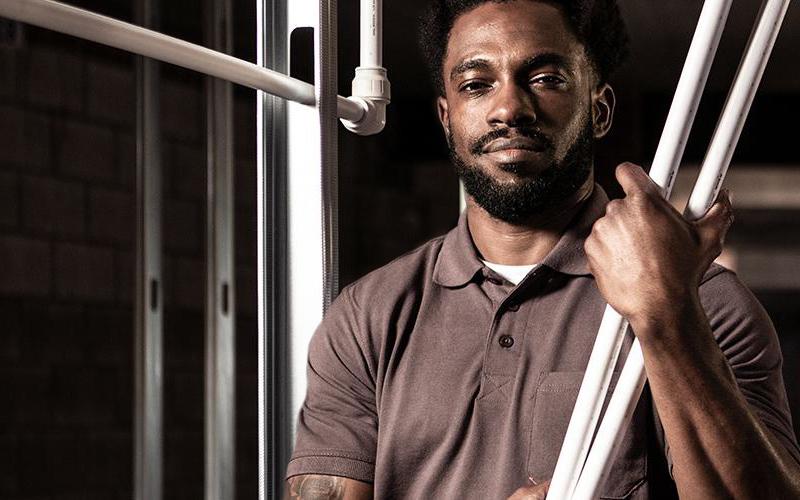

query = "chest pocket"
[526, 371, 647, 499]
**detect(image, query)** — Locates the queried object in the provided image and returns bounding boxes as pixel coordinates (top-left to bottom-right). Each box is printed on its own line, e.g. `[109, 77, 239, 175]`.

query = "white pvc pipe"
[0, 0, 366, 123]
[360, 0, 382, 68]
[547, 2, 734, 498]
[684, 0, 791, 221]
[343, 0, 390, 135]
[571, 1, 791, 498]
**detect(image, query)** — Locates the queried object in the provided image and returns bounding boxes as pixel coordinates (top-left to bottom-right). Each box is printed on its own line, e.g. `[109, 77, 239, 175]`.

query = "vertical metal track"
[205, 0, 236, 498]
[134, 0, 163, 499]
[258, 0, 288, 498]
[257, 0, 338, 496]
[318, 0, 339, 307]
[285, 0, 339, 462]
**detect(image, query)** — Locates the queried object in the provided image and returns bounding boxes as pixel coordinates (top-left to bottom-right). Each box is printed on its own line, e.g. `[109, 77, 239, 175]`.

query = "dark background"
[1, 1, 798, 498]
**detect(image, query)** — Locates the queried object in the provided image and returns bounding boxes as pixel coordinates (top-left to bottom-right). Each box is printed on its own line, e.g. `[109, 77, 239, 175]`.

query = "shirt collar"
[433, 184, 609, 288]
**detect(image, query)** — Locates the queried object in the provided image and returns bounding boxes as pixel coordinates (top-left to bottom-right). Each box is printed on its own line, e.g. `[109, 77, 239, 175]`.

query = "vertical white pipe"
[572, 1, 790, 498]
[648, 0, 734, 195]
[685, 0, 790, 220]
[548, 2, 733, 499]
[360, 0, 381, 67]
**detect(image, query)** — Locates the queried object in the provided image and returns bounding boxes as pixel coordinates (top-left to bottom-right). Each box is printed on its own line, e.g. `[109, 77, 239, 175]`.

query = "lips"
[483, 137, 546, 154]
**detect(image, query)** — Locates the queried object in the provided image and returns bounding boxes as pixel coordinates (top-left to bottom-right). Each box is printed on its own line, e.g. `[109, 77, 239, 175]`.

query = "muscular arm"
[634, 298, 800, 499]
[285, 475, 373, 500]
[586, 164, 800, 498]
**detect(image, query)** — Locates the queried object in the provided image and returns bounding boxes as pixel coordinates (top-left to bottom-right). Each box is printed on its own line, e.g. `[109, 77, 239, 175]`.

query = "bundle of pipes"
[0, 0, 390, 135]
[549, 0, 792, 498]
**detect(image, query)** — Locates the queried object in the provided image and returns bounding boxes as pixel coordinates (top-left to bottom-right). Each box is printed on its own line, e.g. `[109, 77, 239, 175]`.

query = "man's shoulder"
[698, 262, 778, 354]
[341, 232, 450, 309]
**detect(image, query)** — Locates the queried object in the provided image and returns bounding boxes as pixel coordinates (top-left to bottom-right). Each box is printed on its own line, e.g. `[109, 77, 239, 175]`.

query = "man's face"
[437, 0, 614, 223]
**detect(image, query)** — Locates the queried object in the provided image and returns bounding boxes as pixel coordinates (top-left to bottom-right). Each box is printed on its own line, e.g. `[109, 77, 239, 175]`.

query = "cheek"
[449, 108, 483, 153]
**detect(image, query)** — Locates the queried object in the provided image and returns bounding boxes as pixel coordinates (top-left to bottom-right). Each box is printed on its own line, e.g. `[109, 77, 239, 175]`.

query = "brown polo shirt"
[287, 185, 800, 499]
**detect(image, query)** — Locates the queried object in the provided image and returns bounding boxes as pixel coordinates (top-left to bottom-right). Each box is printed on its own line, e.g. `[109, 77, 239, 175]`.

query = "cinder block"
[20, 303, 86, 364]
[165, 370, 203, 426]
[0, 302, 22, 362]
[87, 61, 135, 126]
[169, 143, 206, 200]
[116, 133, 136, 187]
[0, 105, 51, 170]
[27, 45, 84, 113]
[85, 432, 132, 489]
[164, 257, 204, 310]
[163, 309, 203, 363]
[0, 171, 18, 228]
[89, 188, 133, 244]
[164, 199, 200, 253]
[54, 243, 114, 301]
[49, 365, 118, 426]
[85, 308, 132, 365]
[236, 265, 256, 316]
[57, 120, 116, 182]
[0, 434, 18, 496]
[235, 158, 256, 206]
[115, 250, 134, 304]
[234, 96, 256, 160]
[22, 176, 85, 237]
[0, 367, 48, 426]
[235, 206, 255, 266]
[161, 78, 203, 142]
[0, 49, 17, 99]
[0, 236, 50, 296]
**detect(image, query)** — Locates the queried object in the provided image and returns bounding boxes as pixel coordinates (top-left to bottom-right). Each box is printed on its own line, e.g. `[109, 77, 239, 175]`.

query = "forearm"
[285, 475, 373, 500]
[633, 296, 800, 499]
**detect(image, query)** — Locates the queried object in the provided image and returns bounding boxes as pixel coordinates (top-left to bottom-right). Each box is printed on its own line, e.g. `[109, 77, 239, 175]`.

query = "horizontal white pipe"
[548, 2, 734, 498]
[360, 0, 381, 68]
[0, 0, 365, 123]
[572, 1, 790, 498]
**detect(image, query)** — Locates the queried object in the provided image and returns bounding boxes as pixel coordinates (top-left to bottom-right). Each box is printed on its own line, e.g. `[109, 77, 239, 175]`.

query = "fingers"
[507, 479, 550, 500]
[694, 189, 734, 258]
[615, 162, 661, 197]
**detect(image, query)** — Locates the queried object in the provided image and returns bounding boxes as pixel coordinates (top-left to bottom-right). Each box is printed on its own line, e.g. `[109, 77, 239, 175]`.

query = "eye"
[530, 74, 566, 87]
[459, 80, 492, 94]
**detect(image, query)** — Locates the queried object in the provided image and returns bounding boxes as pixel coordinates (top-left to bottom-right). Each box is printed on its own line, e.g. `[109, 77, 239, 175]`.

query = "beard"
[449, 116, 594, 224]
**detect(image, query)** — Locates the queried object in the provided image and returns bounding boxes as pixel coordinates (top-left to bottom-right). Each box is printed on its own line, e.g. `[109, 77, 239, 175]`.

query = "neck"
[467, 179, 593, 265]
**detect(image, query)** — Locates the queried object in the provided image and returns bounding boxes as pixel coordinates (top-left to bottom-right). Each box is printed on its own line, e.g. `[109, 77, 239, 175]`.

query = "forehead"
[445, 1, 585, 72]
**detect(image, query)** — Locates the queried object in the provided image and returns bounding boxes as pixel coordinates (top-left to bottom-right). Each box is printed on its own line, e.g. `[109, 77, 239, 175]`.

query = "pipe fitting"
[341, 66, 391, 136]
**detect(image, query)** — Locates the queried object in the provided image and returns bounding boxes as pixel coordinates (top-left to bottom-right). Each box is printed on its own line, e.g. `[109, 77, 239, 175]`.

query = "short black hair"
[419, 0, 630, 94]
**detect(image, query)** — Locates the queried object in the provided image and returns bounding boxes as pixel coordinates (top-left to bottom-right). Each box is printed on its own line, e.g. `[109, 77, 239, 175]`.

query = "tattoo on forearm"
[287, 475, 347, 499]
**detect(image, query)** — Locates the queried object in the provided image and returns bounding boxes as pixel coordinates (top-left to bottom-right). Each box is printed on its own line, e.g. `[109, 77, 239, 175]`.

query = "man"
[285, 1, 800, 498]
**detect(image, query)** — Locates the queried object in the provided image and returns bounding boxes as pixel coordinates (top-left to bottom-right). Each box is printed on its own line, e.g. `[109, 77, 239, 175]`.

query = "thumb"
[693, 189, 734, 258]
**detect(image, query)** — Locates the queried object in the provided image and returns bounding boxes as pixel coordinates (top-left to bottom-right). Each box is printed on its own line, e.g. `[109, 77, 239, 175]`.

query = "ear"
[437, 96, 450, 138]
[591, 83, 615, 139]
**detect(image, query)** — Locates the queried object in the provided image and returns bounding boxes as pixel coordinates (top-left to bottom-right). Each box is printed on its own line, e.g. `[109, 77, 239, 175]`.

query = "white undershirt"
[481, 261, 538, 286]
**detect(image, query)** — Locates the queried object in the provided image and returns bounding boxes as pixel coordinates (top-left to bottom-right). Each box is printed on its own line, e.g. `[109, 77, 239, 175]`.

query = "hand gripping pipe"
[0, 0, 391, 136]
[547, 1, 734, 498]
[571, 1, 791, 498]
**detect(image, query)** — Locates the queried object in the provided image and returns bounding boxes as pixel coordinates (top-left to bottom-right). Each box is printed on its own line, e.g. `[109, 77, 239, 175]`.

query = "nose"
[486, 81, 537, 127]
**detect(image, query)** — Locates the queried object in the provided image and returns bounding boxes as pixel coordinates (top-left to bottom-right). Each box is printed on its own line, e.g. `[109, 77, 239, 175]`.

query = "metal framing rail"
[133, 0, 163, 499]
[205, 0, 237, 497]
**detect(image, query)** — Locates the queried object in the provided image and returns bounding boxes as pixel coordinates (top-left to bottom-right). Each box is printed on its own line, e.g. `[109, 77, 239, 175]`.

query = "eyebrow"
[448, 52, 571, 82]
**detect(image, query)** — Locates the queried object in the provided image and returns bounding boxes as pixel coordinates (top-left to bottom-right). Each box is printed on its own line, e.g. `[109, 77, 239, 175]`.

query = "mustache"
[469, 127, 553, 156]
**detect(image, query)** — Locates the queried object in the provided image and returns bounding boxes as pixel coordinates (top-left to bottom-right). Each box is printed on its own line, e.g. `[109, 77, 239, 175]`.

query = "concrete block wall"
[0, 28, 258, 500]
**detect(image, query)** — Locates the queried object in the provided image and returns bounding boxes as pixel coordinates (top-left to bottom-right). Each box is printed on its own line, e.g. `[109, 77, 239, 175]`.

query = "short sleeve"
[657, 267, 800, 475]
[285, 286, 378, 483]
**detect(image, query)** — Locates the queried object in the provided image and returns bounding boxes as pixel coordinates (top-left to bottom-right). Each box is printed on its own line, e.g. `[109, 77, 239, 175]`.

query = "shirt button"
[506, 301, 520, 311]
[498, 335, 514, 348]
